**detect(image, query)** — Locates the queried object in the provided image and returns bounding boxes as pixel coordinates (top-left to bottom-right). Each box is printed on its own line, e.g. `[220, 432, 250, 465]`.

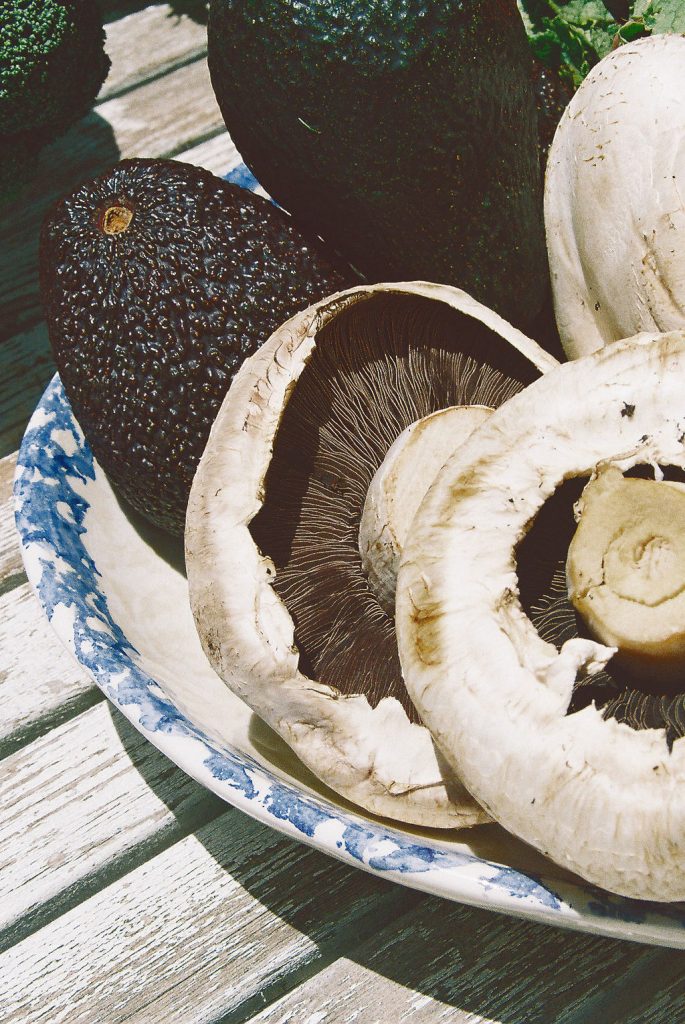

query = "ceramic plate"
[14, 374, 685, 950]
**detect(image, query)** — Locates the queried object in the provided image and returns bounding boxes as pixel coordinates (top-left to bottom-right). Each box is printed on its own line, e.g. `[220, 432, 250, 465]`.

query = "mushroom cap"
[359, 405, 494, 616]
[186, 281, 556, 827]
[545, 35, 685, 359]
[396, 332, 685, 897]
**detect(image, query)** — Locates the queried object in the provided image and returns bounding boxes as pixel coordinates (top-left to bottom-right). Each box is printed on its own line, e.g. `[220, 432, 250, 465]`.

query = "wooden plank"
[0, 701, 225, 952]
[0, 56, 225, 344]
[99, 1, 208, 26]
[180, 129, 241, 177]
[0, 453, 22, 589]
[98, 0, 158, 21]
[0, 807, 420, 1024]
[0, 583, 101, 759]
[99, 4, 209, 103]
[244, 898, 678, 1024]
[562, 951, 685, 1024]
[0, 324, 54, 462]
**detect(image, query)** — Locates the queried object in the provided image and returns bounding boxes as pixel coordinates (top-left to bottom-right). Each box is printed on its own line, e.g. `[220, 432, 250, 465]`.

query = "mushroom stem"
[566, 465, 685, 683]
[359, 405, 493, 615]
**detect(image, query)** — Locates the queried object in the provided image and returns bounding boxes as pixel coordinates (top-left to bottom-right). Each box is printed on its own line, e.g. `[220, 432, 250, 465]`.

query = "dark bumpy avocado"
[40, 159, 354, 535]
[208, 0, 547, 330]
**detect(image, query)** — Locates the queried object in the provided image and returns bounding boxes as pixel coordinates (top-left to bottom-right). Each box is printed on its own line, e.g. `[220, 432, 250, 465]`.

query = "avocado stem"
[102, 205, 133, 235]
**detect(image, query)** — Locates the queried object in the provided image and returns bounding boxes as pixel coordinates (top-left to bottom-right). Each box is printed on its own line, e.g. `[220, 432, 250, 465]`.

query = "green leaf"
[519, 0, 685, 88]
[649, 1, 685, 33]
[518, 0, 621, 86]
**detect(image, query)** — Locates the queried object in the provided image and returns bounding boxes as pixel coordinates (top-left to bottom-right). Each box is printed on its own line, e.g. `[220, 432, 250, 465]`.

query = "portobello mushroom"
[396, 332, 685, 896]
[186, 282, 556, 827]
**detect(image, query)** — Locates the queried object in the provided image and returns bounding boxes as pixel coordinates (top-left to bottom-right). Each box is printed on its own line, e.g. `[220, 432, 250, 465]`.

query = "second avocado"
[208, 0, 547, 330]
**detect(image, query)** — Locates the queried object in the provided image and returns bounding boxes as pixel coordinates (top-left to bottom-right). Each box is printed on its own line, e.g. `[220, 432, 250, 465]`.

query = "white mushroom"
[359, 405, 493, 615]
[545, 35, 685, 359]
[396, 331, 685, 897]
[186, 281, 555, 827]
[567, 466, 685, 682]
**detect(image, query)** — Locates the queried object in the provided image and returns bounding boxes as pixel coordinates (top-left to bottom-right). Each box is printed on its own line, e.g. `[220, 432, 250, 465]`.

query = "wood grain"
[562, 950, 685, 1024]
[180, 129, 241, 177]
[245, 897, 682, 1024]
[0, 6, 242, 456]
[99, 3, 208, 103]
[0, 138, 241, 750]
[0, 454, 22, 588]
[0, 582, 101, 758]
[0, 325, 54, 460]
[0, 807, 420, 1024]
[0, 701, 225, 951]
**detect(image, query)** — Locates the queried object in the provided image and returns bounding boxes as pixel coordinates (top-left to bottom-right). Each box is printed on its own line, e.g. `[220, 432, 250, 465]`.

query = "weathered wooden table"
[2, 5, 685, 1021]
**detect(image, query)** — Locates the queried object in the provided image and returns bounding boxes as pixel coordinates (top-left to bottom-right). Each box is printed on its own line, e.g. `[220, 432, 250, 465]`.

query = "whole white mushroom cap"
[545, 35, 685, 358]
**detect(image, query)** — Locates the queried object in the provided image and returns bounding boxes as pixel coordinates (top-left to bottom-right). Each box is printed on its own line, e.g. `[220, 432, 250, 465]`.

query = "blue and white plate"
[14, 374, 685, 949]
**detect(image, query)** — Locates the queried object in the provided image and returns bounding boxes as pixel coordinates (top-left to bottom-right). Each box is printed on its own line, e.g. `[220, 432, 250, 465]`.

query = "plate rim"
[13, 373, 685, 950]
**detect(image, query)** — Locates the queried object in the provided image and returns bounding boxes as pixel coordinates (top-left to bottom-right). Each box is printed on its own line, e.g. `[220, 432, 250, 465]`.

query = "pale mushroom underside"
[186, 281, 556, 828]
[397, 332, 685, 898]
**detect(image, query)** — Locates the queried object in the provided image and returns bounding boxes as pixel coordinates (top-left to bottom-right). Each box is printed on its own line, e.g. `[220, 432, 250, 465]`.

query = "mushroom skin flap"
[545, 35, 685, 360]
[186, 281, 555, 828]
[396, 332, 685, 897]
[567, 467, 685, 681]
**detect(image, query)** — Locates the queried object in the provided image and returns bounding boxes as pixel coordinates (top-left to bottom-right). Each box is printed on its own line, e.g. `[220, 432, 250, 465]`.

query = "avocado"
[40, 158, 354, 535]
[208, 0, 547, 330]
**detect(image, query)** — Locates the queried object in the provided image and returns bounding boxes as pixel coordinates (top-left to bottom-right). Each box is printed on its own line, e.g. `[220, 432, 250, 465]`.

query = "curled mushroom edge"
[186, 281, 555, 829]
[396, 331, 685, 900]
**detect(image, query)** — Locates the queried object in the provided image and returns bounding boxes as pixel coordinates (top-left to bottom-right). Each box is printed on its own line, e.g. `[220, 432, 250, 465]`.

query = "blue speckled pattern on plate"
[13, 374, 685, 948]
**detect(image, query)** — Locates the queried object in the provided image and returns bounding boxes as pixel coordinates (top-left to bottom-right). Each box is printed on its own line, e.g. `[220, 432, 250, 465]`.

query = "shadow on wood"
[0, 112, 120, 346]
[0, 325, 55, 458]
[167, 0, 209, 23]
[98, 0, 209, 25]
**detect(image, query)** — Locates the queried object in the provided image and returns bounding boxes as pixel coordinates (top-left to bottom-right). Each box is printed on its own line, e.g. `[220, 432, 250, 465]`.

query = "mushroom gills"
[359, 405, 493, 616]
[250, 291, 540, 721]
[518, 464, 685, 745]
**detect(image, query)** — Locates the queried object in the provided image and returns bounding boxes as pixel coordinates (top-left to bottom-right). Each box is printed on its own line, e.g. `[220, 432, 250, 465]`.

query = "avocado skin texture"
[40, 159, 354, 535]
[208, 0, 547, 330]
